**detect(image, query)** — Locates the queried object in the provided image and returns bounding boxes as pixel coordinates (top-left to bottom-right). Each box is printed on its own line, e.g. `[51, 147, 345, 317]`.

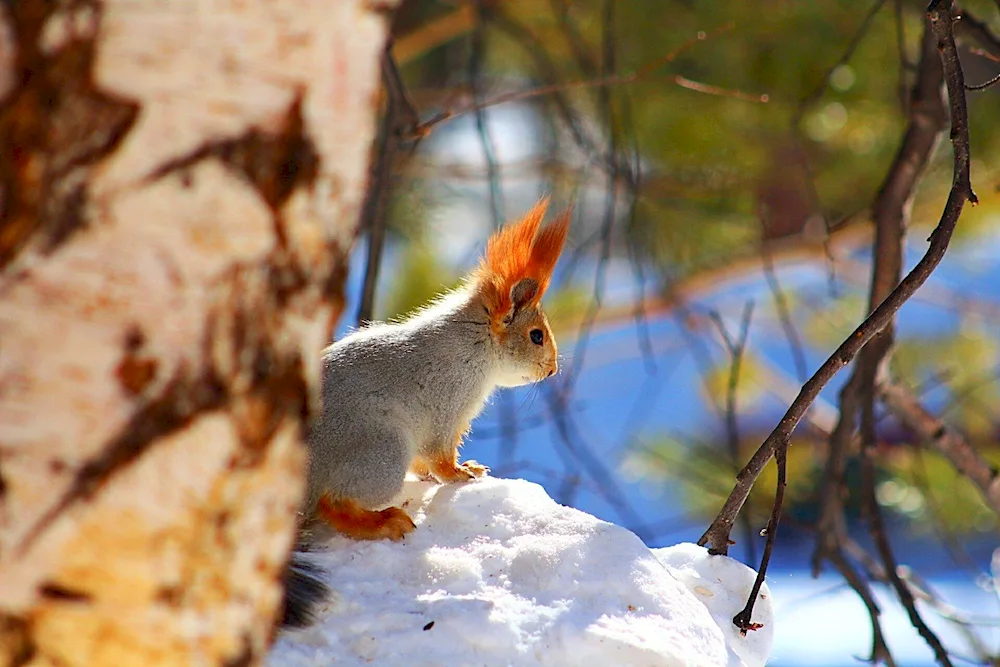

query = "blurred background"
[341, 1, 1000, 664]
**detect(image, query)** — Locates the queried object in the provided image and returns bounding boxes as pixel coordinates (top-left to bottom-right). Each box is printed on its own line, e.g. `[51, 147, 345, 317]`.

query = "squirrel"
[280, 198, 571, 628]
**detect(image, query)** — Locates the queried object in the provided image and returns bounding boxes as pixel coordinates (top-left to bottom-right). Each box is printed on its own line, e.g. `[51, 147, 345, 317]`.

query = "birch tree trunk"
[0, 2, 394, 665]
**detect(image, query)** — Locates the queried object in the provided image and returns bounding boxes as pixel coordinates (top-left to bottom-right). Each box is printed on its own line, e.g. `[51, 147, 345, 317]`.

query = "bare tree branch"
[852, 16, 998, 659]
[829, 548, 898, 666]
[860, 397, 954, 666]
[815, 14, 948, 594]
[699, 0, 977, 637]
[955, 7, 1000, 58]
[880, 380, 1000, 514]
[393, 3, 475, 65]
[823, 5, 972, 662]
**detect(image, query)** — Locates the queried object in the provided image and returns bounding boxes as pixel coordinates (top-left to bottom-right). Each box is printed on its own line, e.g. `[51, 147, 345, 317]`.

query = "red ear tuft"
[476, 198, 571, 322]
[483, 197, 549, 285]
[524, 206, 571, 306]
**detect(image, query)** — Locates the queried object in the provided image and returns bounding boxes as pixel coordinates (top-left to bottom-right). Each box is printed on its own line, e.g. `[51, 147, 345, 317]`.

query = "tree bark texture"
[0, 1, 394, 665]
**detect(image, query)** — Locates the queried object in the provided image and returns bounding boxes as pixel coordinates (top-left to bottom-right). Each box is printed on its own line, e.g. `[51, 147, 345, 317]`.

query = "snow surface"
[268, 477, 773, 666]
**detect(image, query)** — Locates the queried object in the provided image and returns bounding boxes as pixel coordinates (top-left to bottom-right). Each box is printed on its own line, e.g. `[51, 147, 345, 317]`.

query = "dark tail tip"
[280, 553, 330, 629]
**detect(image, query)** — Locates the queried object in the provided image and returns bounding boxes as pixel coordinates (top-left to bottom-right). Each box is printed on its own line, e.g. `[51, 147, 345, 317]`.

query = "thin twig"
[792, 0, 888, 120]
[759, 221, 809, 383]
[625, 173, 658, 376]
[816, 24, 949, 585]
[393, 4, 475, 65]
[615, 66, 656, 376]
[840, 537, 1000, 641]
[673, 76, 770, 103]
[861, 13, 995, 667]
[699, 120, 972, 551]
[547, 390, 654, 542]
[829, 547, 898, 665]
[560, 0, 620, 392]
[407, 22, 764, 139]
[909, 449, 989, 578]
[548, 0, 599, 78]
[357, 44, 415, 325]
[812, 370, 861, 577]
[966, 72, 1000, 90]
[733, 447, 784, 635]
[955, 8, 1000, 59]
[672, 302, 726, 422]
[970, 45, 1000, 63]
[487, 10, 607, 174]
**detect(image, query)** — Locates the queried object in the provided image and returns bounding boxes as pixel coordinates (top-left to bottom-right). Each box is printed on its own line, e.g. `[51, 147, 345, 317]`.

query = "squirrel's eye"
[529, 329, 544, 345]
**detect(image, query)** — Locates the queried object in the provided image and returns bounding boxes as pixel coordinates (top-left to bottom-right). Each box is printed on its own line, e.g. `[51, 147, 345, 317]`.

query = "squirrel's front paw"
[460, 460, 490, 478]
[430, 458, 490, 483]
[408, 458, 437, 482]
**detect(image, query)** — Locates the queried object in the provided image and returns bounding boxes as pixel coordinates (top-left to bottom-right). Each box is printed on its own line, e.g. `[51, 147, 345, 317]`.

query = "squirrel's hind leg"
[316, 495, 416, 541]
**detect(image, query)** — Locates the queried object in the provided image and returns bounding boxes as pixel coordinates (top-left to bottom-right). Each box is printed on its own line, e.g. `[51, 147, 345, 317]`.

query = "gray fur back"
[305, 290, 494, 511]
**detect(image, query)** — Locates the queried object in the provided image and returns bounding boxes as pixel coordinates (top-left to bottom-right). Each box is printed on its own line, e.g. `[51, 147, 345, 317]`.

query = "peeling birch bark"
[0, 1, 395, 665]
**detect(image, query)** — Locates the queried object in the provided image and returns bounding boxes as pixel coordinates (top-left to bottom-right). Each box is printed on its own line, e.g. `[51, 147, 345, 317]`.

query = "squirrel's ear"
[476, 197, 570, 327]
[478, 198, 550, 326]
[483, 197, 549, 282]
[510, 278, 539, 311]
[524, 206, 572, 303]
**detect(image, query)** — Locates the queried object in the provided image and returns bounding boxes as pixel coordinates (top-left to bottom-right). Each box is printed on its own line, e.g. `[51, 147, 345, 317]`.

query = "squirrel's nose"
[547, 367, 556, 377]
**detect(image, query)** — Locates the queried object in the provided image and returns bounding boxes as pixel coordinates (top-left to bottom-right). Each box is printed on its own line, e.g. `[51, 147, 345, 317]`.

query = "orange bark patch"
[116, 355, 158, 397]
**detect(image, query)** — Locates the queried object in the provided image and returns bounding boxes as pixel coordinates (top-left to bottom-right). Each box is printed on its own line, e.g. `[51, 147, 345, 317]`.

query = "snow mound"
[268, 477, 773, 667]
[654, 543, 774, 666]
